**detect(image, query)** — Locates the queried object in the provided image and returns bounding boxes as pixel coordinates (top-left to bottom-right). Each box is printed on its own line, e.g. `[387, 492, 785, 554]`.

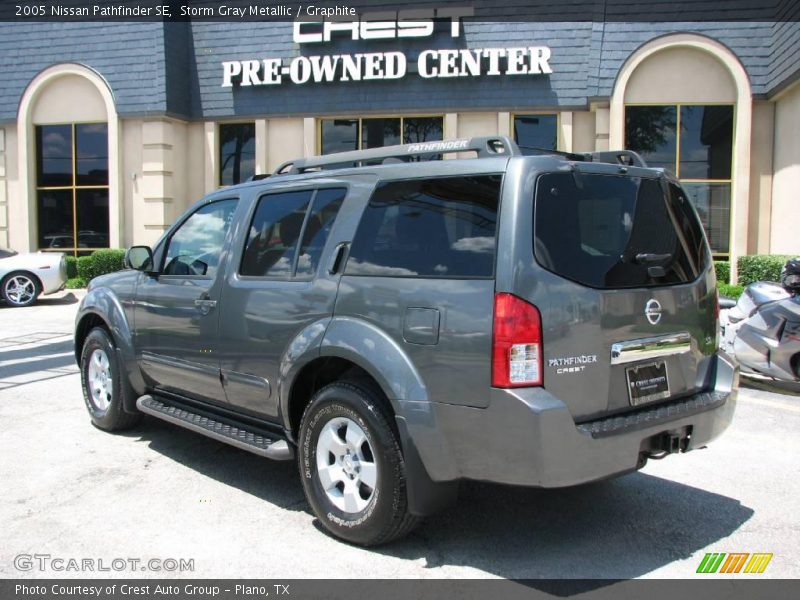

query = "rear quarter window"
[346, 175, 502, 279]
[534, 173, 708, 289]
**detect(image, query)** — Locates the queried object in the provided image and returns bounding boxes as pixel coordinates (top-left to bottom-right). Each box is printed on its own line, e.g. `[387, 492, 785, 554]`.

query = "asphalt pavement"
[1, 291, 799, 579]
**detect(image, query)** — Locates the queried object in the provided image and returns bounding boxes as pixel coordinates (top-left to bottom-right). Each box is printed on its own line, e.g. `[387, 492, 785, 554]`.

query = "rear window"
[534, 173, 708, 289]
[346, 175, 502, 278]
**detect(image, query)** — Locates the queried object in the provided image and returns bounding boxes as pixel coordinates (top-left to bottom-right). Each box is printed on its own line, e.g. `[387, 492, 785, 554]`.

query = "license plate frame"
[626, 360, 670, 406]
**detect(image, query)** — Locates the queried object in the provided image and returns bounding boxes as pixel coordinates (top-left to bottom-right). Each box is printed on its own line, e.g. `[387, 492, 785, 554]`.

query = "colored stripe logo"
[696, 553, 773, 574]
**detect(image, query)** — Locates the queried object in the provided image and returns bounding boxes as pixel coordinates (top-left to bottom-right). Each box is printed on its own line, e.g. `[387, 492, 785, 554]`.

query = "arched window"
[36, 122, 109, 255]
[17, 64, 119, 255]
[610, 35, 752, 263]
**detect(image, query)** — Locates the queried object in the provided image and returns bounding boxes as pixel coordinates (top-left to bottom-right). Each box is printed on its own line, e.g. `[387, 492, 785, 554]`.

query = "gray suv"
[75, 137, 738, 545]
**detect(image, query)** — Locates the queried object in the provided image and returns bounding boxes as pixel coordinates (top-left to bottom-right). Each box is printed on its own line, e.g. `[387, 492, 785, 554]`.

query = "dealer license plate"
[626, 361, 670, 406]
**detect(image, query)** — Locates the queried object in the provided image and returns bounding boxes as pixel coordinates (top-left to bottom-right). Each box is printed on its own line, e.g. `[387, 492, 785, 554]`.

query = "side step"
[136, 395, 294, 461]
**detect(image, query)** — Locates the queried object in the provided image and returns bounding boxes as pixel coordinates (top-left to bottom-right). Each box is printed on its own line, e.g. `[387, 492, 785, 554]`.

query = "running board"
[136, 395, 294, 461]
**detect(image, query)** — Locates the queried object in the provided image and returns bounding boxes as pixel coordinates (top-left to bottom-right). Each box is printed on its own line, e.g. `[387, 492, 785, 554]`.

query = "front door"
[134, 198, 238, 405]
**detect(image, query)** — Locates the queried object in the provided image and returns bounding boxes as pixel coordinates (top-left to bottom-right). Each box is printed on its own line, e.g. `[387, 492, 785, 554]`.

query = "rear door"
[216, 183, 354, 419]
[524, 166, 715, 421]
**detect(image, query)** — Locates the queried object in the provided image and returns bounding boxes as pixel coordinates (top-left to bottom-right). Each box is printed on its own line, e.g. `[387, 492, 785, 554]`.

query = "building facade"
[0, 10, 798, 279]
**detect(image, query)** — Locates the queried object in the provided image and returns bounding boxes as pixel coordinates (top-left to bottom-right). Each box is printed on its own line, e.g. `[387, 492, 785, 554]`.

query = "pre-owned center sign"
[221, 9, 553, 87]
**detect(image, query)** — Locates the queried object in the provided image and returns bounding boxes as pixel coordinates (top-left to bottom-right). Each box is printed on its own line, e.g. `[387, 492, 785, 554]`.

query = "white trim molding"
[16, 63, 120, 251]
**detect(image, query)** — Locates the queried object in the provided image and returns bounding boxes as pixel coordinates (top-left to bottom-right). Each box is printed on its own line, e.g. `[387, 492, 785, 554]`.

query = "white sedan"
[0, 247, 67, 307]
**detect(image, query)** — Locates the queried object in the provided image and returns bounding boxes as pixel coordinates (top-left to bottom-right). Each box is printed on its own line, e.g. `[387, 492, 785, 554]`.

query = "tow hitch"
[643, 426, 693, 460]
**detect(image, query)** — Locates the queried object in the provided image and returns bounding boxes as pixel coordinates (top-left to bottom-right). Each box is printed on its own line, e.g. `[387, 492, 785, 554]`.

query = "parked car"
[44, 231, 109, 249]
[74, 137, 738, 545]
[0, 247, 67, 307]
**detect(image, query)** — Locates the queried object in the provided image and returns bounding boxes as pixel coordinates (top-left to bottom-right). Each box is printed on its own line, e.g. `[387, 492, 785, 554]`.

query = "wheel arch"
[74, 311, 112, 363]
[75, 286, 145, 409]
[286, 356, 391, 439]
[282, 317, 456, 517]
[281, 316, 429, 436]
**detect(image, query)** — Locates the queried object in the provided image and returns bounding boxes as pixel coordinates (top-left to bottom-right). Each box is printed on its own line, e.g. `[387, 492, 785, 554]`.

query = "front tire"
[1, 271, 40, 307]
[298, 381, 419, 546]
[80, 327, 141, 431]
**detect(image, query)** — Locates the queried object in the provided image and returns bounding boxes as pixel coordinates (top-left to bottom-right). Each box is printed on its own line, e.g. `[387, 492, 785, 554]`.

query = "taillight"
[492, 293, 543, 388]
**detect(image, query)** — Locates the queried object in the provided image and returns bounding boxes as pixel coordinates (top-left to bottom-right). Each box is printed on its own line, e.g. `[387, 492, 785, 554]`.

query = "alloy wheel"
[4, 275, 35, 306]
[87, 348, 113, 411]
[315, 417, 378, 513]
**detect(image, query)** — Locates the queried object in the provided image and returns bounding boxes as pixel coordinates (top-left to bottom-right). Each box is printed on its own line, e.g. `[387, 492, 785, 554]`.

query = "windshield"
[533, 173, 708, 289]
[0, 247, 18, 259]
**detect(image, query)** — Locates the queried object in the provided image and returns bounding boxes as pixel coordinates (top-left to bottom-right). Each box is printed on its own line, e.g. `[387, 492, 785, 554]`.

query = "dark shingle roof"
[0, 15, 797, 123]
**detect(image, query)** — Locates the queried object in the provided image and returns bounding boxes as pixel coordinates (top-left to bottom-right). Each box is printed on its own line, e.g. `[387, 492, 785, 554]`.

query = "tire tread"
[299, 380, 421, 546]
[81, 327, 141, 432]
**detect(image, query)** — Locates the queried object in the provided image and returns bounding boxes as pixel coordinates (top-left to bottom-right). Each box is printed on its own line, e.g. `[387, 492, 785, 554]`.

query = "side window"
[163, 199, 237, 278]
[296, 188, 347, 277]
[345, 175, 502, 278]
[240, 187, 346, 278]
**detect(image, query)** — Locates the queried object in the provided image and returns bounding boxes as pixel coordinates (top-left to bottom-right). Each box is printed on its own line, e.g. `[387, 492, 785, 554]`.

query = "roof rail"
[519, 145, 648, 168]
[273, 136, 521, 175]
[247, 173, 271, 182]
[589, 150, 648, 168]
[518, 146, 592, 162]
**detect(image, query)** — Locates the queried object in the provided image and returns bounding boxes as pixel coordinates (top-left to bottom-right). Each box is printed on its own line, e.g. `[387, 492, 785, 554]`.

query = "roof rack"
[590, 150, 648, 168]
[273, 137, 648, 176]
[518, 146, 648, 168]
[273, 136, 521, 175]
[247, 173, 271, 182]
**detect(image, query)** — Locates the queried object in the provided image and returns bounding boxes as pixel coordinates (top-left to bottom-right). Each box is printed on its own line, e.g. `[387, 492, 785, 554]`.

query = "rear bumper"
[406, 351, 738, 488]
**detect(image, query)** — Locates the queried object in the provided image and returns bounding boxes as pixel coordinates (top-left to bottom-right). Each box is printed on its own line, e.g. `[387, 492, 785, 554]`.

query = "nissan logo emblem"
[645, 299, 663, 325]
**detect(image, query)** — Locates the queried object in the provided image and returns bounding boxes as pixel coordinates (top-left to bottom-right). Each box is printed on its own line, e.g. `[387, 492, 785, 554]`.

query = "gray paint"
[74, 142, 739, 499]
[424, 357, 737, 486]
[1, 16, 798, 123]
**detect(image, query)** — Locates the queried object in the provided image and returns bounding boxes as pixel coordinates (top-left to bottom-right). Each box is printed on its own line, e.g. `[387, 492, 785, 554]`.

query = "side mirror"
[125, 246, 154, 272]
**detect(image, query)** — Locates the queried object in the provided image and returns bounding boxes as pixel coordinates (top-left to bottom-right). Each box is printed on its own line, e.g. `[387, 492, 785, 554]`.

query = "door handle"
[328, 242, 350, 275]
[194, 299, 218, 308]
[194, 298, 218, 315]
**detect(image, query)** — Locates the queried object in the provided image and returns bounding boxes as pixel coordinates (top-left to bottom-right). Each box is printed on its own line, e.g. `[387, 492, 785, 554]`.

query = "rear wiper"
[635, 253, 672, 264]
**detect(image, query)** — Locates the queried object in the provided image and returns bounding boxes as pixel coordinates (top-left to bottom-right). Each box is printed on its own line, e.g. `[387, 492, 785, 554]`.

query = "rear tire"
[1, 271, 40, 307]
[298, 381, 420, 546]
[80, 327, 141, 431]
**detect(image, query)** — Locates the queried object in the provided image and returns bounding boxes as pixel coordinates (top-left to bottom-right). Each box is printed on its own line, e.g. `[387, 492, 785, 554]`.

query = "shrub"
[90, 249, 126, 278]
[66, 277, 87, 289]
[65, 256, 78, 279]
[718, 283, 745, 300]
[76, 256, 94, 282]
[737, 254, 793, 286]
[713, 260, 730, 285]
[73, 249, 127, 284]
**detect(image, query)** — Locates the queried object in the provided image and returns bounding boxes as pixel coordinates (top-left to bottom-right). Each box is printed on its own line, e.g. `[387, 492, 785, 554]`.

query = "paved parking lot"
[1, 291, 799, 579]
